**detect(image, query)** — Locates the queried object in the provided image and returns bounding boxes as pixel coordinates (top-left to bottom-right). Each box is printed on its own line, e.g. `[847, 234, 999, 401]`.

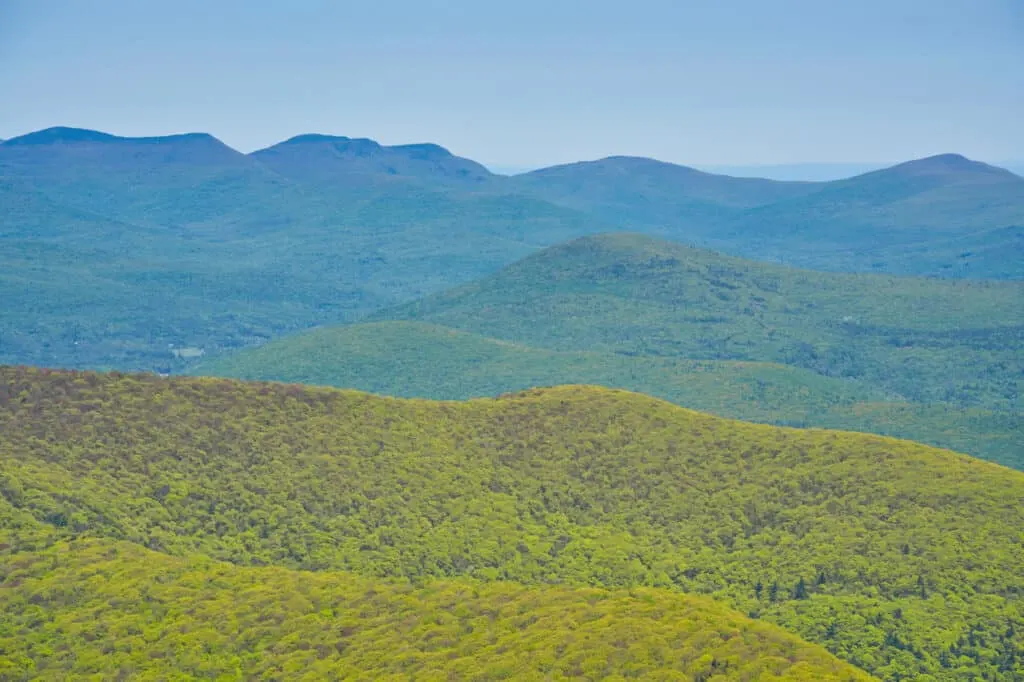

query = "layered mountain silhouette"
[193, 233, 1023, 467]
[2, 126, 1022, 371]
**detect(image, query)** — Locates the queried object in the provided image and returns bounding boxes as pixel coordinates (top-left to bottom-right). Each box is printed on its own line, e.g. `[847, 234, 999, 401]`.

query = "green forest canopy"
[372, 233, 1024, 410]
[189, 320, 1023, 470]
[2, 366, 1022, 680]
[0, 534, 875, 681]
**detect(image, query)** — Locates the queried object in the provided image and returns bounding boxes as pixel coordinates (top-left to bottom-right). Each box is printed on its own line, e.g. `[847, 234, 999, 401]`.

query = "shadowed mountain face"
[2, 127, 1022, 371]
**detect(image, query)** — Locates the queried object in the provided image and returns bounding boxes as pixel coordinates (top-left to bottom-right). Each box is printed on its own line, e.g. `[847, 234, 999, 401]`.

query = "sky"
[1, 0, 1022, 168]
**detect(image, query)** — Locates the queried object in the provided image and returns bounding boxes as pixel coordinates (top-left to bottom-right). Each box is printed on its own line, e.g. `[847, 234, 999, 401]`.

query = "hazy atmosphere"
[2, 0, 1022, 167]
[3, 2, 1023, 680]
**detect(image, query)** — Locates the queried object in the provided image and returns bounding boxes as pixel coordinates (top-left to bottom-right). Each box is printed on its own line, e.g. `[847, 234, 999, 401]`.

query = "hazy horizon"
[2, 0, 1022, 167]
[1, 123, 1022, 182]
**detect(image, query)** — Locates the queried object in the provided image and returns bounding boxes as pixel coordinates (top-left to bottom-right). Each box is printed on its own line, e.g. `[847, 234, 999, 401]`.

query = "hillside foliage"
[2, 367, 1022, 680]
[0, 535, 875, 681]
[190, 321, 1022, 469]
[374, 234, 1024, 411]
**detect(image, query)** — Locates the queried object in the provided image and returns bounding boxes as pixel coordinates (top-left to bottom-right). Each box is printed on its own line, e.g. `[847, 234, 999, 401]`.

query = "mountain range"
[4, 125, 1024, 681]
[2, 126, 1022, 372]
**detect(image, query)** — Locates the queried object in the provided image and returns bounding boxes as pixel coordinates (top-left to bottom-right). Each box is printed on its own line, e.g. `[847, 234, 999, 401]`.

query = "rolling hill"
[372, 233, 1024, 410]
[0, 536, 874, 681]
[190, 321, 1023, 469]
[2, 366, 1022, 680]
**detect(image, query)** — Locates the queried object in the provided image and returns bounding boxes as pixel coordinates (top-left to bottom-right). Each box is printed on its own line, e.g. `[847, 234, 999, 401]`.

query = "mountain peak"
[261, 134, 384, 155]
[251, 134, 491, 184]
[279, 133, 351, 144]
[523, 232, 714, 272]
[3, 127, 119, 145]
[263, 135, 456, 159]
[886, 153, 1018, 180]
[1, 127, 229, 149]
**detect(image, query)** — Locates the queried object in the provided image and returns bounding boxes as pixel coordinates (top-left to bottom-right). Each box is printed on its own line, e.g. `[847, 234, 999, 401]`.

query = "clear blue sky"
[1, 0, 1021, 167]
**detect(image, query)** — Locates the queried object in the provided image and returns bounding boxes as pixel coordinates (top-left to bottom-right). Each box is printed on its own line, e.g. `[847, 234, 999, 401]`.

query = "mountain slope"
[250, 133, 494, 188]
[189, 321, 1022, 469]
[0, 536, 874, 681]
[0, 128, 607, 371]
[3, 131, 1021, 372]
[373, 233, 1024, 410]
[505, 155, 817, 228]
[706, 154, 1024, 277]
[503, 154, 1024, 279]
[2, 366, 1022, 680]
[0, 126, 309, 231]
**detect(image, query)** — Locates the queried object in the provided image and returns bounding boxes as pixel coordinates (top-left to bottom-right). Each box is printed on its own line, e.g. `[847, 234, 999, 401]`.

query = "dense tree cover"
[190, 321, 1023, 469]
[3, 131, 1021, 372]
[0, 534, 875, 681]
[373, 233, 1024, 411]
[2, 367, 1022, 680]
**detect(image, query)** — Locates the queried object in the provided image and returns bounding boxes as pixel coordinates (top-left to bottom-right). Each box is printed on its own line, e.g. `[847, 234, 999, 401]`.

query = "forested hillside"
[2, 367, 1022, 680]
[0, 534, 875, 681]
[374, 233, 1024, 410]
[191, 321, 1023, 469]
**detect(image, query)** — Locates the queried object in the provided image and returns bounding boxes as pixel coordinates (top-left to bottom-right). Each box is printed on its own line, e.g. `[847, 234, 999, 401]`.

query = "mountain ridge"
[189, 319, 1023, 468]
[3, 125, 1021, 371]
[6, 126, 1018, 184]
[250, 131, 494, 185]
[2, 125, 228, 148]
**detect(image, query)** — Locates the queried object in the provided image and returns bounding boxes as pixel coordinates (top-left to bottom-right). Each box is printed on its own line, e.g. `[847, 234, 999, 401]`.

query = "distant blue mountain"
[697, 162, 887, 181]
[2, 126, 1022, 372]
[249, 133, 493, 187]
